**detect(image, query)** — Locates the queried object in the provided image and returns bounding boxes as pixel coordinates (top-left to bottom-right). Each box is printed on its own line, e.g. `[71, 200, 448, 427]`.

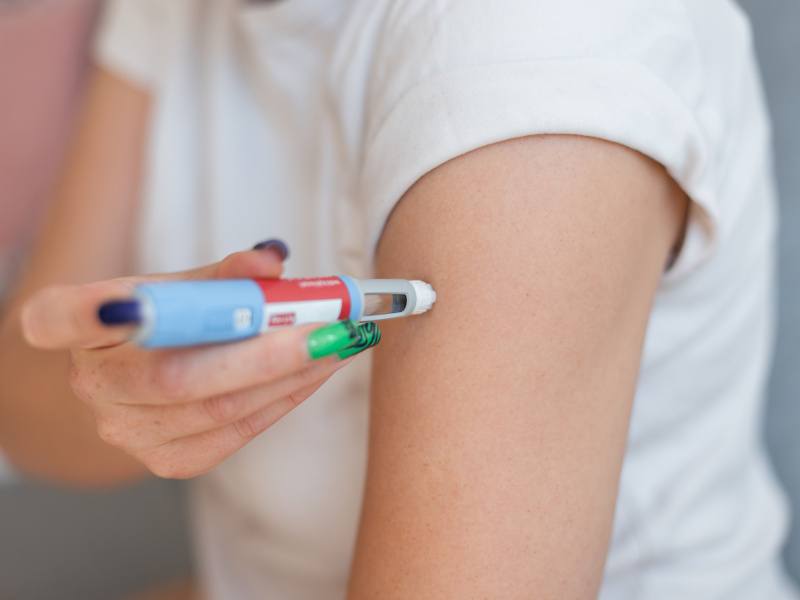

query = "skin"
[348, 136, 688, 598]
[17, 259, 355, 480]
[0, 68, 358, 484]
[0, 67, 151, 484]
[1, 63, 687, 595]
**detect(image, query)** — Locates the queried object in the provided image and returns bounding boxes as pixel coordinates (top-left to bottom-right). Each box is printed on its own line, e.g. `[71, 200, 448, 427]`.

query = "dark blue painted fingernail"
[252, 238, 289, 260]
[98, 300, 141, 326]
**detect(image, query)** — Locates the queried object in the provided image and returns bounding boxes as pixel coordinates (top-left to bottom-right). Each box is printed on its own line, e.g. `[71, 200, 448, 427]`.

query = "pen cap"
[409, 280, 437, 314]
[357, 278, 436, 321]
[135, 280, 264, 348]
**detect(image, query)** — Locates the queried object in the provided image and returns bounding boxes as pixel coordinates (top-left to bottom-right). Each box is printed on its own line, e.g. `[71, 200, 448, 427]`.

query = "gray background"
[0, 1, 798, 598]
[741, 0, 800, 583]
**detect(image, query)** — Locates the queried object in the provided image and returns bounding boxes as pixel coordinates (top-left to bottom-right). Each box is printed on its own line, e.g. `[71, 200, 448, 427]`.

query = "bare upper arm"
[348, 135, 687, 598]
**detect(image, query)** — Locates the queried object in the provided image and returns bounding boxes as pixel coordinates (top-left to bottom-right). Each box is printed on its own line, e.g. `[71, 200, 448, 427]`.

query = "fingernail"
[98, 300, 141, 326]
[307, 320, 361, 360]
[337, 322, 381, 359]
[252, 238, 289, 260]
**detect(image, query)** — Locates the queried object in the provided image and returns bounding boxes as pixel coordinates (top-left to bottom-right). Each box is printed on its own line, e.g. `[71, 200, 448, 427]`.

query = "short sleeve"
[93, 0, 165, 90]
[360, 0, 721, 280]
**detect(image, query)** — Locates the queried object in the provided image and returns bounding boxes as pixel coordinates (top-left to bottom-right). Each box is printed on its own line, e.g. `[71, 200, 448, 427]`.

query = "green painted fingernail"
[307, 320, 360, 360]
[337, 322, 381, 359]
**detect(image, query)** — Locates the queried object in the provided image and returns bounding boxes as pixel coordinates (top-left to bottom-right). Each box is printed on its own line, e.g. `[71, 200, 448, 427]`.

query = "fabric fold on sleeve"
[93, 0, 163, 90]
[361, 58, 720, 281]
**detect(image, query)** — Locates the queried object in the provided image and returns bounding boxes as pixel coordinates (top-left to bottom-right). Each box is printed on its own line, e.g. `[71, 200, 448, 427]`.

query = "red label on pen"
[255, 277, 351, 329]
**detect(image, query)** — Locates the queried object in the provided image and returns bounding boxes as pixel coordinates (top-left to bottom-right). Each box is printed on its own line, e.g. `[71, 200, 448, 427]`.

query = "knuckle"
[295, 365, 319, 388]
[203, 394, 237, 424]
[232, 414, 264, 440]
[253, 338, 278, 367]
[153, 357, 188, 400]
[68, 360, 93, 402]
[143, 454, 192, 480]
[147, 460, 179, 480]
[96, 416, 125, 447]
[253, 346, 276, 382]
[67, 361, 84, 394]
[287, 389, 305, 407]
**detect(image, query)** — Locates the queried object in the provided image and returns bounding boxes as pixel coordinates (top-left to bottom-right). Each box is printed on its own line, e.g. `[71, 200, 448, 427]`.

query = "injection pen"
[99, 276, 436, 349]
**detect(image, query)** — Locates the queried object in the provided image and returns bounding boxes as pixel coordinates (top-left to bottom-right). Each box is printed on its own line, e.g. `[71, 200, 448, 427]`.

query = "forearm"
[0, 315, 147, 486]
[0, 67, 151, 485]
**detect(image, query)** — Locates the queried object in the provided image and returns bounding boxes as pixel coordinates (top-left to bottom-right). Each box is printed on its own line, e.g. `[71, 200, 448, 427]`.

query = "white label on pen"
[260, 299, 343, 331]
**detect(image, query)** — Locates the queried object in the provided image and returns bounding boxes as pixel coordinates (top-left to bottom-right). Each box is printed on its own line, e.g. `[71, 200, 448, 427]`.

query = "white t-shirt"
[96, 1, 798, 598]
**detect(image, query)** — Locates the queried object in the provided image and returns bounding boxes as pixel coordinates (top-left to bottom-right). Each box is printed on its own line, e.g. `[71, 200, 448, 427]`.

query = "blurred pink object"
[0, 0, 98, 287]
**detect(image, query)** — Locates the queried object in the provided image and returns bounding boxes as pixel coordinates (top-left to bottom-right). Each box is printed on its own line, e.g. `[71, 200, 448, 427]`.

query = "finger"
[21, 248, 285, 351]
[150, 321, 369, 403]
[100, 355, 349, 449]
[116, 248, 285, 285]
[212, 246, 285, 279]
[135, 238, 288, 282]
[134, 248, 286, 282]
[21, 280, 139, 350]
[139, 378, 325, 480]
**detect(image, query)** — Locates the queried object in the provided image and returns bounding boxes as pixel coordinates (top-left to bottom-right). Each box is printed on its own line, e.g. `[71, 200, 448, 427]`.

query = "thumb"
[21, 240, 289, 351]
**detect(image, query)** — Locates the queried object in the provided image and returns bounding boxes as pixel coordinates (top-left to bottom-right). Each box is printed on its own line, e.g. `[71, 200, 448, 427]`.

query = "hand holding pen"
[18, 241, 380, 479]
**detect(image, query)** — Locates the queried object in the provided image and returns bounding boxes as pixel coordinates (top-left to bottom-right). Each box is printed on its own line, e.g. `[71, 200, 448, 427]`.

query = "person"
[0, 0, 795, 598]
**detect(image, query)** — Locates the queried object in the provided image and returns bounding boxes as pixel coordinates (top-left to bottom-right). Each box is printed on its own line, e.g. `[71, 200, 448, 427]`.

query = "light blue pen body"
[129, 275, 436, 348]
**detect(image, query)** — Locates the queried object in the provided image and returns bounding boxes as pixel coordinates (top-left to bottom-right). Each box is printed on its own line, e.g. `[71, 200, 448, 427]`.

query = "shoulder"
[362, 0, 751, 115]
[369, 0, 699, 65]
[357, 1, 704, 245]
[356, 0, 766, 279]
